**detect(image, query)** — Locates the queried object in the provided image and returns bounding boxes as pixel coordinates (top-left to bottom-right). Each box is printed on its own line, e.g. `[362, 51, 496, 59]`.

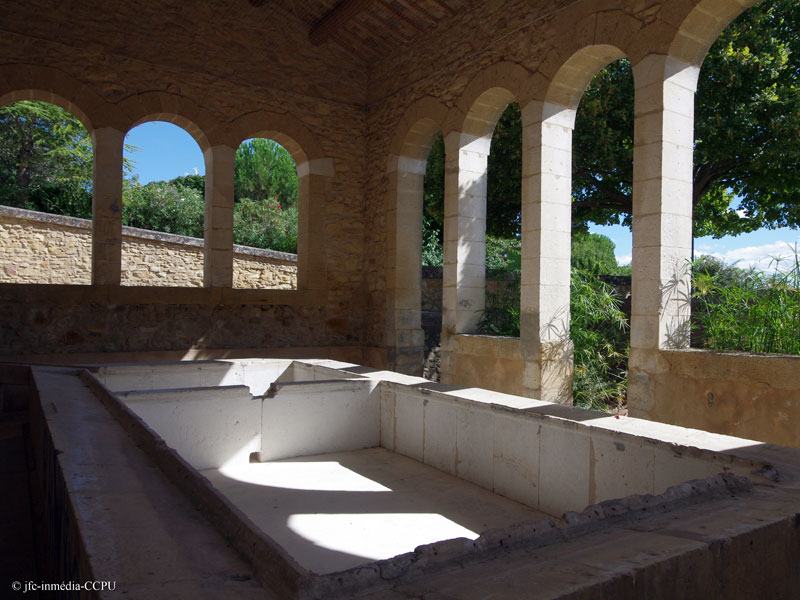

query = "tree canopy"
[424, 0, 800, 239]
[574, 0, 800, 237]
[234, 138, 298, 208]
[0, 100, 93, 218]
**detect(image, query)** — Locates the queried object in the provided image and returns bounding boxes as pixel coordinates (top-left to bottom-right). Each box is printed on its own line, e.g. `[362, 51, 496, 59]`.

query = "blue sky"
[127, 121, 798, 272]
[590, 222, 800, 272]
[124, 121, 205, 184]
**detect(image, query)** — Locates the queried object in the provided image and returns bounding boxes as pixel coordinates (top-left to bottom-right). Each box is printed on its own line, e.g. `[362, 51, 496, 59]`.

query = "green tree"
[0, 100, 93, 218]
[574, 0, 800, 237]
[424, 1, 800, 238]
[487, 102, 522, 238]
[234, 138, 298, 207]
[571, 231, 621, 275]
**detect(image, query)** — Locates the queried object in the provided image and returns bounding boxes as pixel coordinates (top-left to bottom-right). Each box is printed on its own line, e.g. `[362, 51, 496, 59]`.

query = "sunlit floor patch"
[202, 447, 551, 574]
[287, 512, 479, 562]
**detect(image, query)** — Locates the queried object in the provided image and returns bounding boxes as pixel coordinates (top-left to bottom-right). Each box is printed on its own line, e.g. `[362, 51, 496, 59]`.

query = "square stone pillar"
[520, 102, 574, 403]
[203, 145, 235, 288]
[385, 155, 425, 375]
[629, 55, 699, 415]
[442, 131, 489, 335]
[440, 131, 489, 384]
[91, 127, 124, 286]
[295, 163, 330, 294]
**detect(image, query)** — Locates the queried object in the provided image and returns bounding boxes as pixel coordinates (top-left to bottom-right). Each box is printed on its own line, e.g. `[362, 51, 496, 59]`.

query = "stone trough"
[73, 358, 771, 598]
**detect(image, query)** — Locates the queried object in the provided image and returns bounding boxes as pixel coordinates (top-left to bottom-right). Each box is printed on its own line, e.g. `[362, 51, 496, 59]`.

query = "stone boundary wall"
[0, 205, 297, 289]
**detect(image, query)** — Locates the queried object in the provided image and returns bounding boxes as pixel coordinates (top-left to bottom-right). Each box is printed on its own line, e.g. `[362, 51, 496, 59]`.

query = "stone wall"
[632, 349, 800, 448]
[0, 0, 371, 359]
[0, 209, 92, 285]
[0, 206, 297, 289]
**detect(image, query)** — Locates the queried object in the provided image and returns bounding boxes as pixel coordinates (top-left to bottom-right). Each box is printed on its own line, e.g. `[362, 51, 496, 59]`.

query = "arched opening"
[689, 0, 800, 355]
[439, 85, 522, 391]
[0, 99, 93, 284]
[448, 86, 516, 336]
[518, 44, 628, 405]
[570, 57, 634, 411]
[122, 120, 205, 287]
[232, 137, 299, 290]
[389, 112, 443, 377]
[421, 132, 445, 380]
[479, 101, 523, 339]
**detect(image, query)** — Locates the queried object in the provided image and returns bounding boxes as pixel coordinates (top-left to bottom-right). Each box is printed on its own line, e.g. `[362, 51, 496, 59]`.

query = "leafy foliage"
[487, 102, 522, 238]
[692, 250, 800, 354]
[122, 180, 204, 237]
[693, 0, 800, 237]
[233, 198, 297, 253]
[0, 100, 93, 218]
[571, 231, 621, 275]
[421, 214, 444, 266]
[572, 59, 634, 230]
[477, 232, 629, 410]
[574, 0, 800, 237]
[235, 138, 298, 208]
[570, 269, 629, 410]
[423, 133, 445, 237]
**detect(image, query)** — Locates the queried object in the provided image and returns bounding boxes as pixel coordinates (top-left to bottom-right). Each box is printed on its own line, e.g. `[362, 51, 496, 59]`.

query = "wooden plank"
[309, 0, 373, 45]
[377, 0, 422, 33]
[427, 0, 454, 16]
[395, 0, 437, 25]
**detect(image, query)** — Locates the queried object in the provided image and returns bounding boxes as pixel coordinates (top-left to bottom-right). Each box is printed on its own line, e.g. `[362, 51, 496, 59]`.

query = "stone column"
[385, 154, 425, 375]
[440, 131, 488, 383]
[519, 102, 574, 403]
[203, 145, 235, 288]
[91, 127, 124, 286]
[628, 55, 698, 416]
[295, 158, 332, 293]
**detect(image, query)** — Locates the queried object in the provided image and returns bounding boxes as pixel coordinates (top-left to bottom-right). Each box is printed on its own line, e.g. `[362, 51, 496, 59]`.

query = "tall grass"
[692, 248, 800, 354]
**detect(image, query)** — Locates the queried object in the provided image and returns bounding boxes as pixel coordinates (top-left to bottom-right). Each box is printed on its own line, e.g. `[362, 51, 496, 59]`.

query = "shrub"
[233, 197, 298, 254]
[421, 215, 443, 266]
[122, 180, 204, 237]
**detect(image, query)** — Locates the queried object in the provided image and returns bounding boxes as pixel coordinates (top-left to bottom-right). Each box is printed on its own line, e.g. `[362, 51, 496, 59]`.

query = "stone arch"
[0, 75, 100, 287]
[120, 92, 216, 153]
[229, 111, 328, 166]
[669, 0, 761, 67]
[515, 44, 628, 403]
[386, 97, 448, 374]
[0, 65, 108, 133]
[448, 61, 531, 140]
[442, 66, 530, 342]
[228, 111, 334, 293]
[545, 44, 627, 112]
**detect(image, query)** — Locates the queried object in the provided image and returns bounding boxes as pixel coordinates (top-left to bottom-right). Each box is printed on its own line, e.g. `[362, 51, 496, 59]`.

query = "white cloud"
[617, 254, 632, 266]
[697, 240, 800, 271]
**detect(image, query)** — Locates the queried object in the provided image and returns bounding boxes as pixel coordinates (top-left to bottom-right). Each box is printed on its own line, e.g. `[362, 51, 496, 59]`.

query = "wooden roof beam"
[310, 0, 373, 46]
[427, 0, 454, 16]
[377, 1, 422, 33]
